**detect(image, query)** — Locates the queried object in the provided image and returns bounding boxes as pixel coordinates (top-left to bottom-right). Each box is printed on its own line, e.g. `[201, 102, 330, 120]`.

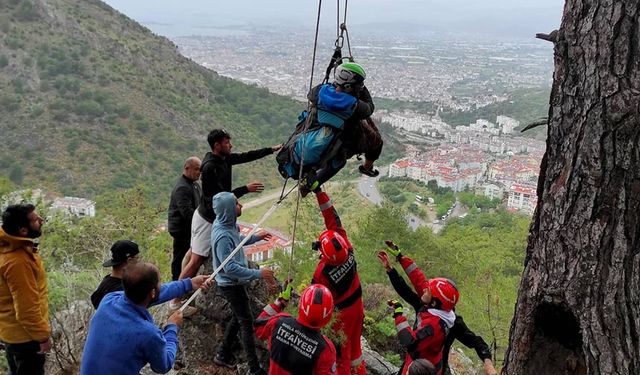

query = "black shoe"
[299, 185, 311, 198]
[359, 165, 380, 177]
[213, 353, 237, 369]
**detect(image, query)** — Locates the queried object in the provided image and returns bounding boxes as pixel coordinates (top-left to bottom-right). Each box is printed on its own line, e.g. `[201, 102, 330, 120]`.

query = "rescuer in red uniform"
[254, 283, 337, 375]
[385, 242, 460, 375]
[310, 188, 366, 375]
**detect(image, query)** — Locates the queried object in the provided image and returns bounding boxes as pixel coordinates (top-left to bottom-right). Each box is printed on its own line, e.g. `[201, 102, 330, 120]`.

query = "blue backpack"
[277, 84, 357, 180]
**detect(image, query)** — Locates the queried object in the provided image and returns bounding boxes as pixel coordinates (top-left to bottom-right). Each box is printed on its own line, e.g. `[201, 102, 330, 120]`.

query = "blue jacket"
[211, 192, 262, 286]
[80, 278, 193, 375]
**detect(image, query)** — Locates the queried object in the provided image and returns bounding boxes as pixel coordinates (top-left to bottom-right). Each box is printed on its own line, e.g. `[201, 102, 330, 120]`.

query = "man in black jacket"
[90, 240, 140, 309]
[168, 156, 202, 281]
[171, 129, 281, 310]
[378, 246, 497, 375]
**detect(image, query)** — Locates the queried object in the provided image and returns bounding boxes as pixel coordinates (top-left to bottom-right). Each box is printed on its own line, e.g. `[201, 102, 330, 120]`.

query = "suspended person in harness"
[378, 243, 497, 375]
[382, 244, 459, 375]
[277, 62, 383, 195]
[308, 187, 366, 375]
[254, 283, 338, 375]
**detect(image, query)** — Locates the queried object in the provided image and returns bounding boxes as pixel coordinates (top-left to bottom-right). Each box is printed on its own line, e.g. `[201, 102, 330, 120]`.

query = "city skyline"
[103, 0, 564, 39]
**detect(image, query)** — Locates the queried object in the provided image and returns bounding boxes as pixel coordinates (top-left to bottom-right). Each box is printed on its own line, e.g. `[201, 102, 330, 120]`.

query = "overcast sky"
[103, 0, 564, 39]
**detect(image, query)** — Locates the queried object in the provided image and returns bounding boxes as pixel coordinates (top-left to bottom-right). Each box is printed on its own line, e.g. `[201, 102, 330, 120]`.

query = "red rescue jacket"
[395, 255, 455, 375]
[311, 192, 362, 310]
[254, 302, 337, 375]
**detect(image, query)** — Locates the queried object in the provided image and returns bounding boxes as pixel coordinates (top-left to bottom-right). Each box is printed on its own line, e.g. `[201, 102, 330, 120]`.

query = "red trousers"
[333, 298, 366, 375]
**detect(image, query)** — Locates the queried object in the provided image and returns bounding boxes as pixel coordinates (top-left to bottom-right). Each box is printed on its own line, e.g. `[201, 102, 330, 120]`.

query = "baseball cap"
[102, 240, 140, 267]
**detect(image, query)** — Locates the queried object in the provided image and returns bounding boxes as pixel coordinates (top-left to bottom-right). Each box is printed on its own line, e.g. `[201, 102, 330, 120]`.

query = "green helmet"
[334, 62, 366, 86]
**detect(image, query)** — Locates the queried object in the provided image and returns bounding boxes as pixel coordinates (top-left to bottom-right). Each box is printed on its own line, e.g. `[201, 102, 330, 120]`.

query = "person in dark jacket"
[167, 156, 202, 281]
[171, 129, 281, 311]
[378, 245, 497, 375]
[299, 62, 382, 195]
[90, 240, 140, 309]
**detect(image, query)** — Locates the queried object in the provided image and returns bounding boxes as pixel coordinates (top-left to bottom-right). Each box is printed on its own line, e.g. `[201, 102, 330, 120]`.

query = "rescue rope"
[284, 0, 325, 280]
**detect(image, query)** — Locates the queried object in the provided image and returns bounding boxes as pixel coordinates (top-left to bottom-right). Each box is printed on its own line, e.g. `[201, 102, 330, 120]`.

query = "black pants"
[5, 341, 45, 375]
[218, 285, 260, 371]
[171, 235, 191, 281]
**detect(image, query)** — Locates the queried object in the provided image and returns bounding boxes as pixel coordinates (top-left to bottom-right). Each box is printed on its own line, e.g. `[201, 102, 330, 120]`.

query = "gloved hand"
[277, 279, 293, 306]
[384, 240, 402, 258]
[387, 300, 403, 318]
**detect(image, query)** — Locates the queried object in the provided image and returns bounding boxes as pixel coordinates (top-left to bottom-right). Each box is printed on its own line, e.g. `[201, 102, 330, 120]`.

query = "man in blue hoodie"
[210, 191, 275, 375]
[80, 261, 213, 375]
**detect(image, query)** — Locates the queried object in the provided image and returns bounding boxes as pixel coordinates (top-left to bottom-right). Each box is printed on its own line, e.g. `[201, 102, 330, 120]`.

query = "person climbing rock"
[309, 187, 365, 375]
[254, 282, 338, 375]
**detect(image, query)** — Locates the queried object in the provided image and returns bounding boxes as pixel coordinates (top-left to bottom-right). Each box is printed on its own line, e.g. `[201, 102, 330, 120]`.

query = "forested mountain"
[0, 0, 334, 198]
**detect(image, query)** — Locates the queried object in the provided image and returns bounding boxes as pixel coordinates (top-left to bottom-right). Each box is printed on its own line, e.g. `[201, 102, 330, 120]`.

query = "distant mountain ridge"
[0, 0, 306, 199]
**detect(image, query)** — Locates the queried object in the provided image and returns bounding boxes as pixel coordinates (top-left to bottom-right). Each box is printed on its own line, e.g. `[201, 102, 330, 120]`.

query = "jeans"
[5, 341, 45, 375]
[218, 284, 260, 371]
[171, 235, 191, 281]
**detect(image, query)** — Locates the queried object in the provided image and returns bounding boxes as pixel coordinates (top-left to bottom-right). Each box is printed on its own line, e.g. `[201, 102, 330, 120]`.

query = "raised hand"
[247, 182, 265, 193]
[377, 251, 392, 271]
[384, 240, 402, 258]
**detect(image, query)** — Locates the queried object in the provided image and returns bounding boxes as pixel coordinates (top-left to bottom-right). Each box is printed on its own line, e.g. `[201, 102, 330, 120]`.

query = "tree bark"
[503, 1, 640, 374]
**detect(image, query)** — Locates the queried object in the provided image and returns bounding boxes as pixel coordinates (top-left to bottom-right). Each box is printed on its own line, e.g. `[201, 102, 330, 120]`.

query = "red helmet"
[298, 284, 334, 329]
[315, 230, 349, 266]
[428, 278, 459, 311]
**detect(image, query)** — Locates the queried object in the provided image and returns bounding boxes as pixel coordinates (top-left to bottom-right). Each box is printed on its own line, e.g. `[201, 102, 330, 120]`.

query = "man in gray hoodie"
[210, 191, 275, 375]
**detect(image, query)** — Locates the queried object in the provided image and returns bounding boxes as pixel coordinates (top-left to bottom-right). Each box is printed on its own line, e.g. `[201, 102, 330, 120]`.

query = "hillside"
[0, 0, 405, 199]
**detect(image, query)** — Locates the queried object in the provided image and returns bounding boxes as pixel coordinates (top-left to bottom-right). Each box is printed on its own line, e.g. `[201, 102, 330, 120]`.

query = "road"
[357, 166, 386, 206]
[357, 166, 429, 230]
[242, 190, 282, 209]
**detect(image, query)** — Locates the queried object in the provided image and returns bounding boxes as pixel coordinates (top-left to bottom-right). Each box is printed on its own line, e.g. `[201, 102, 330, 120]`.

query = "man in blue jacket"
[80, 262, 213, 375]
[210, 191, 275, 375]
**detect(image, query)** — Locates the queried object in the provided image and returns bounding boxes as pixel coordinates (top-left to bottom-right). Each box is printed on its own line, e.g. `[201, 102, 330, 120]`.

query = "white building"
[51, 197, 96, 218]
[477, 183, 505, 200]
[497, 115, 520, 134]
[507, 184, 537, 214]
[388, 160, 410, 178]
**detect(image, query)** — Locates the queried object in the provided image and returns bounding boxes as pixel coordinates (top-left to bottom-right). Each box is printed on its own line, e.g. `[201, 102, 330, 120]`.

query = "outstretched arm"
[315, 190, 350, 244]
[229, 147, 274, 165]
[452, 316, 493, 363]
[398, 255, 430, 297]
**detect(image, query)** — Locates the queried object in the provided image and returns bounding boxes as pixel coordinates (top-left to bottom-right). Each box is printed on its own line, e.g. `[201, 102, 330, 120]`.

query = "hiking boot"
[213, 353, 237, 369]
[359, 165, 379, 177]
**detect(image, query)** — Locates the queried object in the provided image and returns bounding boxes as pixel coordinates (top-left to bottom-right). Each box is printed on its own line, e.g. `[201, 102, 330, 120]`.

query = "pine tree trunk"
[502, 1, 640, 374]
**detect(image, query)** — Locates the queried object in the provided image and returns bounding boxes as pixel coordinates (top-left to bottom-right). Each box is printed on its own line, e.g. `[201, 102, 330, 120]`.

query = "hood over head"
[212, 191, 237, 227]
